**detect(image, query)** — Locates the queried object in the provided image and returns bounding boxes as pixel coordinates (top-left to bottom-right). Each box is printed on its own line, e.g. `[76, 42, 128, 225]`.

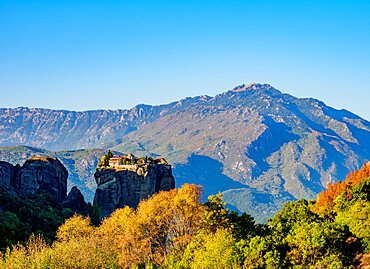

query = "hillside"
[1, 83, 370, 221]
[0, 103, 185, 151]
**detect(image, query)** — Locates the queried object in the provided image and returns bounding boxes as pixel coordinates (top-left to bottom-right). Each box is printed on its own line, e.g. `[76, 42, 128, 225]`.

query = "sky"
[0, 0, 369, 120]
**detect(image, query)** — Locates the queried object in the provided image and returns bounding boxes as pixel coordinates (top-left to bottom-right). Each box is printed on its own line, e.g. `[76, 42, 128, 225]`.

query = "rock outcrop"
[0, 161, 17, 191]
[13, 157, 68, 202]
[0, 157, 85, 207]
[94, 164, 175, 219]
[64, 186, 86, 212]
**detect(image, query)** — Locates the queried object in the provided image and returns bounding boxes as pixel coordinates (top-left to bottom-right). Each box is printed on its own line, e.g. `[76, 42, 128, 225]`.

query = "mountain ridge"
[1, 83, 370, 221]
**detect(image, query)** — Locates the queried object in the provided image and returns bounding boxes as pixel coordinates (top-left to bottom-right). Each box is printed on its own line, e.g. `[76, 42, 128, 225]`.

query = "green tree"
[241, 235, 282, 269]
[106, 150, 113, 159]
[103, 156, 109, 167]
[228, 211, 259, 241]
[201, 193, 231, 234]
[269, 199, 319, 235]
[333, 177, 370, 253]
[176, 229, 243, 269]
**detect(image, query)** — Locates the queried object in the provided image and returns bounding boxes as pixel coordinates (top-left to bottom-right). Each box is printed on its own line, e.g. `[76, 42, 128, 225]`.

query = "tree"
[56, 214, 94, 242]
[103, 156, 109, 167]
[269, 199, 319, 235]
[336, 199, 370, 253]
[334, 177, 370, 253]
[202, 193, 231, 234]
[106, 150, 113, 159]
[228, 211, 258, 241]
[242, 235, 281, 269]
[316, 162, 370, 216]
[97, 184, 205, 267]
[177, 229, 243, 269]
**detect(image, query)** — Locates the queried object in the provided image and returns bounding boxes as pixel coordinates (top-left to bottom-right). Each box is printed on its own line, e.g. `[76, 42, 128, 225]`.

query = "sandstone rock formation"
[94, 164, 175, 219]
[64, 186, 86, 212]
[0, 161, 17, 192]
[0, 157, 85, 207]
[14, 157, 68, 202]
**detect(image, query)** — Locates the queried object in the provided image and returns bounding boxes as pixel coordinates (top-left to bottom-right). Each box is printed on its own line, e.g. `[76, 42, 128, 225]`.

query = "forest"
[2, 163, 370, 268]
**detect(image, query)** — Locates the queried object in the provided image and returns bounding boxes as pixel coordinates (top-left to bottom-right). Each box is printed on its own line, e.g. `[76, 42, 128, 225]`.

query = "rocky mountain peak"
[16, 156, 68, 201]
[229, 83, 272, 92]
[212, 83, 283, 103]
[64, 186, 86, 212]
[198, 95, 211, 101]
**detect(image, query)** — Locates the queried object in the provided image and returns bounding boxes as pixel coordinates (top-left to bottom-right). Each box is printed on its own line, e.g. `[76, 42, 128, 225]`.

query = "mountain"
[1, 83, 370, 221]
[0, 104, 173, 151]
[106, 84, 370, 221]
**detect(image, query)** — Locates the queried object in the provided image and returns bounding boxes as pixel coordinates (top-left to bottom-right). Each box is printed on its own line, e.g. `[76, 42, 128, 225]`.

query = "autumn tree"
[316, 162, 370, 216]
[56, 214, 94, 242]
[96, 184, 205, 268]
[315, 181, 347, 218]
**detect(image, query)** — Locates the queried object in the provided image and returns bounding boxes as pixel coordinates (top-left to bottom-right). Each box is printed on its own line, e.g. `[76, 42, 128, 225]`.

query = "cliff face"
[94, 165, 175, 218]
[0, 146, 120, 203]
[0, 156, 68, 203]
[0, 161, 17, 191]
[15, 157, 68, 202]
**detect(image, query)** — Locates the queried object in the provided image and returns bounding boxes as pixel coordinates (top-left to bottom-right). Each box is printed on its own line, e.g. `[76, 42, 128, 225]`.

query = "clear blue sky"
[0, 0, 369, 120]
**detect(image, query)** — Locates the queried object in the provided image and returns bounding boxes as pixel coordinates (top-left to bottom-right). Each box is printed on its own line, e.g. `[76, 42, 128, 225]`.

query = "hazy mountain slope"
[0, 146, 121, 202]
[0, 97, 212, 151]
[0, 107, 152, 151]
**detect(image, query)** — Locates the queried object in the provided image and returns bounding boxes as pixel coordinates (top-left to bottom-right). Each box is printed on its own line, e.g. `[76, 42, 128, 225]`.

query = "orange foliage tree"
[316, 162, 370, 215]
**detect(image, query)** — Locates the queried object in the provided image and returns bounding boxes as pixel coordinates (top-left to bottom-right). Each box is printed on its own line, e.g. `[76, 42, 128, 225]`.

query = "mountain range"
[1, 83, 369, 222]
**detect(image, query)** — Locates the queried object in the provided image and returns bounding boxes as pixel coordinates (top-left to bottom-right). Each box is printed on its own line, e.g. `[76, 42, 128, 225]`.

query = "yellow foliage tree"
[98, 183, 205, 268]
[56, 214, 94, 242]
